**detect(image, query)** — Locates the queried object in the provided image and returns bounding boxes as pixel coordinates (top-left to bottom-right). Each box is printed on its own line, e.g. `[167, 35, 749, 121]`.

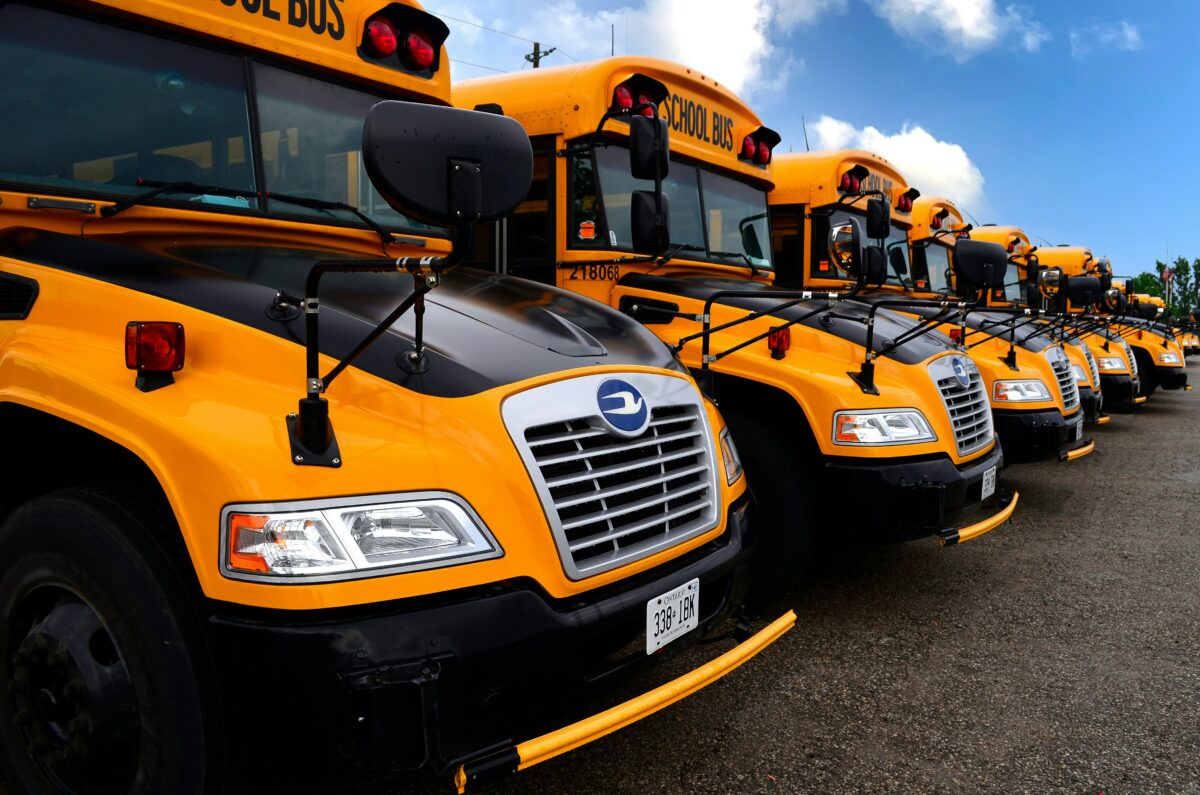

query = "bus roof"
[970, 225, 1033, 257]
[453, 56, 774, 186]
[910, 196, 963, 241]
[88, 0, 451, 104]
[770, 150, 913, 223]
[1035, 245, 1095, 276]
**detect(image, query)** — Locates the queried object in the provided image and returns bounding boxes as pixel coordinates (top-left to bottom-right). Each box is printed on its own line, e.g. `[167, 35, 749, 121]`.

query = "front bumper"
[822, 442, 1009, 545]
[1157, 366, 1188, 390]
[210, 499, 763, 789]
[1100, 373, 1139, 410]
[1079, 385, 1103, 422]
[993, 407, 1087, 465]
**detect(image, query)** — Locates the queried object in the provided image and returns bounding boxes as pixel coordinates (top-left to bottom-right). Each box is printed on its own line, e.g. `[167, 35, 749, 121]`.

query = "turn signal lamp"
[364, 17, 399, 58]
[125, 322, 184, 372]
[767, 327, 791, 359]
[402, 30, 436, 70]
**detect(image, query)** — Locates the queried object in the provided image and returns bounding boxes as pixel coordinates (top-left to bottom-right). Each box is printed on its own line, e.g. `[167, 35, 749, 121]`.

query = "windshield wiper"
[708, 249, 763, 277]
[99, 180, 256, 218]
[99, 180, 396, 246]
[261, 191, 395, 246]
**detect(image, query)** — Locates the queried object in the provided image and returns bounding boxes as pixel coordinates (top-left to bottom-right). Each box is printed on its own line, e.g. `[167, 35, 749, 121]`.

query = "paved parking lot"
[3, 368, 1197, 795]
[476, 366, 1200, 795]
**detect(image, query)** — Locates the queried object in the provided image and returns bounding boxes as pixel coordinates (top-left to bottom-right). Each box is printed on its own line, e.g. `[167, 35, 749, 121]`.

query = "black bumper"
[1100, 373, 1139, 409]
[1157, 366, 1188, 390]
[1079, 385, 1103, 422]
[993, 407, 1086, 465]
[822, 442, 1004, 544]
[209, 498, 754, 789]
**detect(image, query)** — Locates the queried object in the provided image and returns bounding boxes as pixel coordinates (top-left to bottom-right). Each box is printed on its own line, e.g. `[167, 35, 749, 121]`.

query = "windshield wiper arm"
[708, 249, 763, 277]
[262, 192, 395, 246]
[99, 179, 256, 218]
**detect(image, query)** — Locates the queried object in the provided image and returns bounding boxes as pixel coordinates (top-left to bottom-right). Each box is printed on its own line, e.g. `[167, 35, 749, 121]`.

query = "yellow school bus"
[1127, 293, 1189, 391]
[963, 225, 1107, 423]
[768, 153, 1091, 464]
[455, 59, 1017, 575]
[971, 231, 1141, 411]
[0, 5, 795, 792]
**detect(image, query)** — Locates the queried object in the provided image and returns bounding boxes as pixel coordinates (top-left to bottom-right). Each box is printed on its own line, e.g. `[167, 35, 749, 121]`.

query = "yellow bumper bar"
[1096, 415, 1112, 426]
[1134, 395, 1148, 404]
[1061, 440, 1095, 461]
[454, 610, 797, 793]
[938, 491, 1019, 547]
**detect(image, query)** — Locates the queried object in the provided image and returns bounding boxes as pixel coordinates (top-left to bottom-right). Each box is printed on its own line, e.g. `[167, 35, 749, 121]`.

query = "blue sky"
[429, 0, 1200, 276]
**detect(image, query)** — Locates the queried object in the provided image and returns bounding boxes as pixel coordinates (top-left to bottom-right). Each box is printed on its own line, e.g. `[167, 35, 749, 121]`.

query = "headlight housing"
[1097, 356, 1125, 371]
[1159, 352, 1181, 364]
[1071, 364, 1088, 383]
[223, 494, 502, 582]
[719, 426, 743, 485]
[833, 409, 936, 446]
[992, 380, 1052, 402]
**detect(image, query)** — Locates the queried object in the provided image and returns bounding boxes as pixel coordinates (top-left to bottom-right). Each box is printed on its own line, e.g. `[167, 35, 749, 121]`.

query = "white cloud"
[433, 0, 844, 97]
[810, 115, 986, 211]
[1069, 21, 1143, 59]
[866, 0, 1048, 60]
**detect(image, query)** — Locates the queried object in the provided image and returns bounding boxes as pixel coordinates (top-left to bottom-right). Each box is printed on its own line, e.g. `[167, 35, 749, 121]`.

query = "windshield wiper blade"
[262, 192, 394, 246]
[99, 179, 256, 218]
[708, 249, 763, 277]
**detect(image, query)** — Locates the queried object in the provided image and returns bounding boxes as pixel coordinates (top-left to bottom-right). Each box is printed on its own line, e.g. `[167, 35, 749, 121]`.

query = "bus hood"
[0, 228, 681, 398]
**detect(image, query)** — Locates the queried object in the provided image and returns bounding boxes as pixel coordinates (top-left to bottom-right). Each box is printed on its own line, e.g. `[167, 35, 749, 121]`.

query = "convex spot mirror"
[631, 191, 671, 254]
[1038, 268, 1062, 300]
[865, 198, 890, 240]
[828, 218, 864, 277]
[630, 115, 670, 181]
[952, 239, 1008, 294]
[363, 101, 533, 227]
[1101, 288, 1127, 315]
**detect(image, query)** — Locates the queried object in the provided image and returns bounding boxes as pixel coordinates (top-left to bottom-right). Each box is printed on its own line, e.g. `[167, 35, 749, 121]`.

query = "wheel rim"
[7, 588, 140, 793]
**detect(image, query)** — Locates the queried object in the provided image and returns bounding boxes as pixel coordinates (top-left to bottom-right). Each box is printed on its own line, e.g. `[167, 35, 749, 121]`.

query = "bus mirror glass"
[1066, 276, 1102, 309]
[865, 198, 890, 240]
[827, 219, 863, 277]
[887, 244, 907, 276]
[953, 238, 1008, 291]
[864, 246, 887, 287]
[1102, 288, 1124, 314]
[741, 224, 764, 261]
[629, 116, 670, 181]
[631, 190, 671, 254]
[362, 101, 533, 226]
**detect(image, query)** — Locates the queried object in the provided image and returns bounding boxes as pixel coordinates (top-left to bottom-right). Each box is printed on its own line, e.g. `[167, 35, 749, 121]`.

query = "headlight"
[992, 380, 1052, 402]
[719, 426, 743, 485]
[1159, 352, 1181, 364]
[1097, 357, 1125, 371]
[1071, 365, 1088, 383]
[833, 409, 936, 446]
[223, 494, 501, 581]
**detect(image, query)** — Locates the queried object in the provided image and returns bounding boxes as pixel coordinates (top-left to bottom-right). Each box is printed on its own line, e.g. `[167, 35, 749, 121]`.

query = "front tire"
[0, 490, 219, 794]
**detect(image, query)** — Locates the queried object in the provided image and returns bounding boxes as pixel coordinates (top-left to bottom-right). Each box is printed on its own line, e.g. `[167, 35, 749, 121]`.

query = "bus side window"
[771, 207, 804, 288]
[507, 138, 556, 285]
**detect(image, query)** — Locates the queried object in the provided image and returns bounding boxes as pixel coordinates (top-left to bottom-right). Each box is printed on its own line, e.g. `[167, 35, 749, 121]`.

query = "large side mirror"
[362, 101, 533, 228]
[865, 198, 890, 240]
[887, 244, 908, 276]
[864, 246, 887, 287]
[741, 223, 764, 261]
[630, 115, 670, 181]
[631, 190, 670, 254]
[952, 238, 1008, 292]
[1066, 276, 1102, 309]
[828, 218, 864, 277]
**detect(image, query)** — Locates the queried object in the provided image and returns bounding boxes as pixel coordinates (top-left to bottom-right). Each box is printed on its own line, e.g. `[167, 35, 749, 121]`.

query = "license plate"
[1073, 423, 1083, 442]
[981, 466, 997, 501]
[646, 578, 699, 654]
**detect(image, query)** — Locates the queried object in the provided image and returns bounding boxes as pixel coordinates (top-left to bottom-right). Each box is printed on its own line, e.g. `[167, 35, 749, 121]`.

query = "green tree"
[1130, 272, 1162, 297]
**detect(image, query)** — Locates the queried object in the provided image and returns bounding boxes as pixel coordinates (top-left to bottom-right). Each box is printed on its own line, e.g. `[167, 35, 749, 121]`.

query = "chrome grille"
[929, 355, 993, 456]
[502, 374, 720, 580]
[1048, 348, 1080, 412]
[1121, 340, 1139, 376]
[1079, 343, 1100, 387]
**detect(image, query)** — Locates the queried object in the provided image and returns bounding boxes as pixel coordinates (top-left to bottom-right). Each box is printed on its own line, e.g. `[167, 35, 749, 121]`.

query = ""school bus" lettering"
[663, 93, 734, 153]
[217, 0, 346, 40]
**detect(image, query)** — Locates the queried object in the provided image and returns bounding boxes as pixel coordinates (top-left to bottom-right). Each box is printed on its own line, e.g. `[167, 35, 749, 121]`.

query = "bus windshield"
[571, 144, 773, 271]
[0, 4, 434, 235]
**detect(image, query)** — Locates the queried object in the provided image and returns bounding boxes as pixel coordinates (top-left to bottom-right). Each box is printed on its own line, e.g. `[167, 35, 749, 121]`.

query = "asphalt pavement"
[3, 367, 1197, 795]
